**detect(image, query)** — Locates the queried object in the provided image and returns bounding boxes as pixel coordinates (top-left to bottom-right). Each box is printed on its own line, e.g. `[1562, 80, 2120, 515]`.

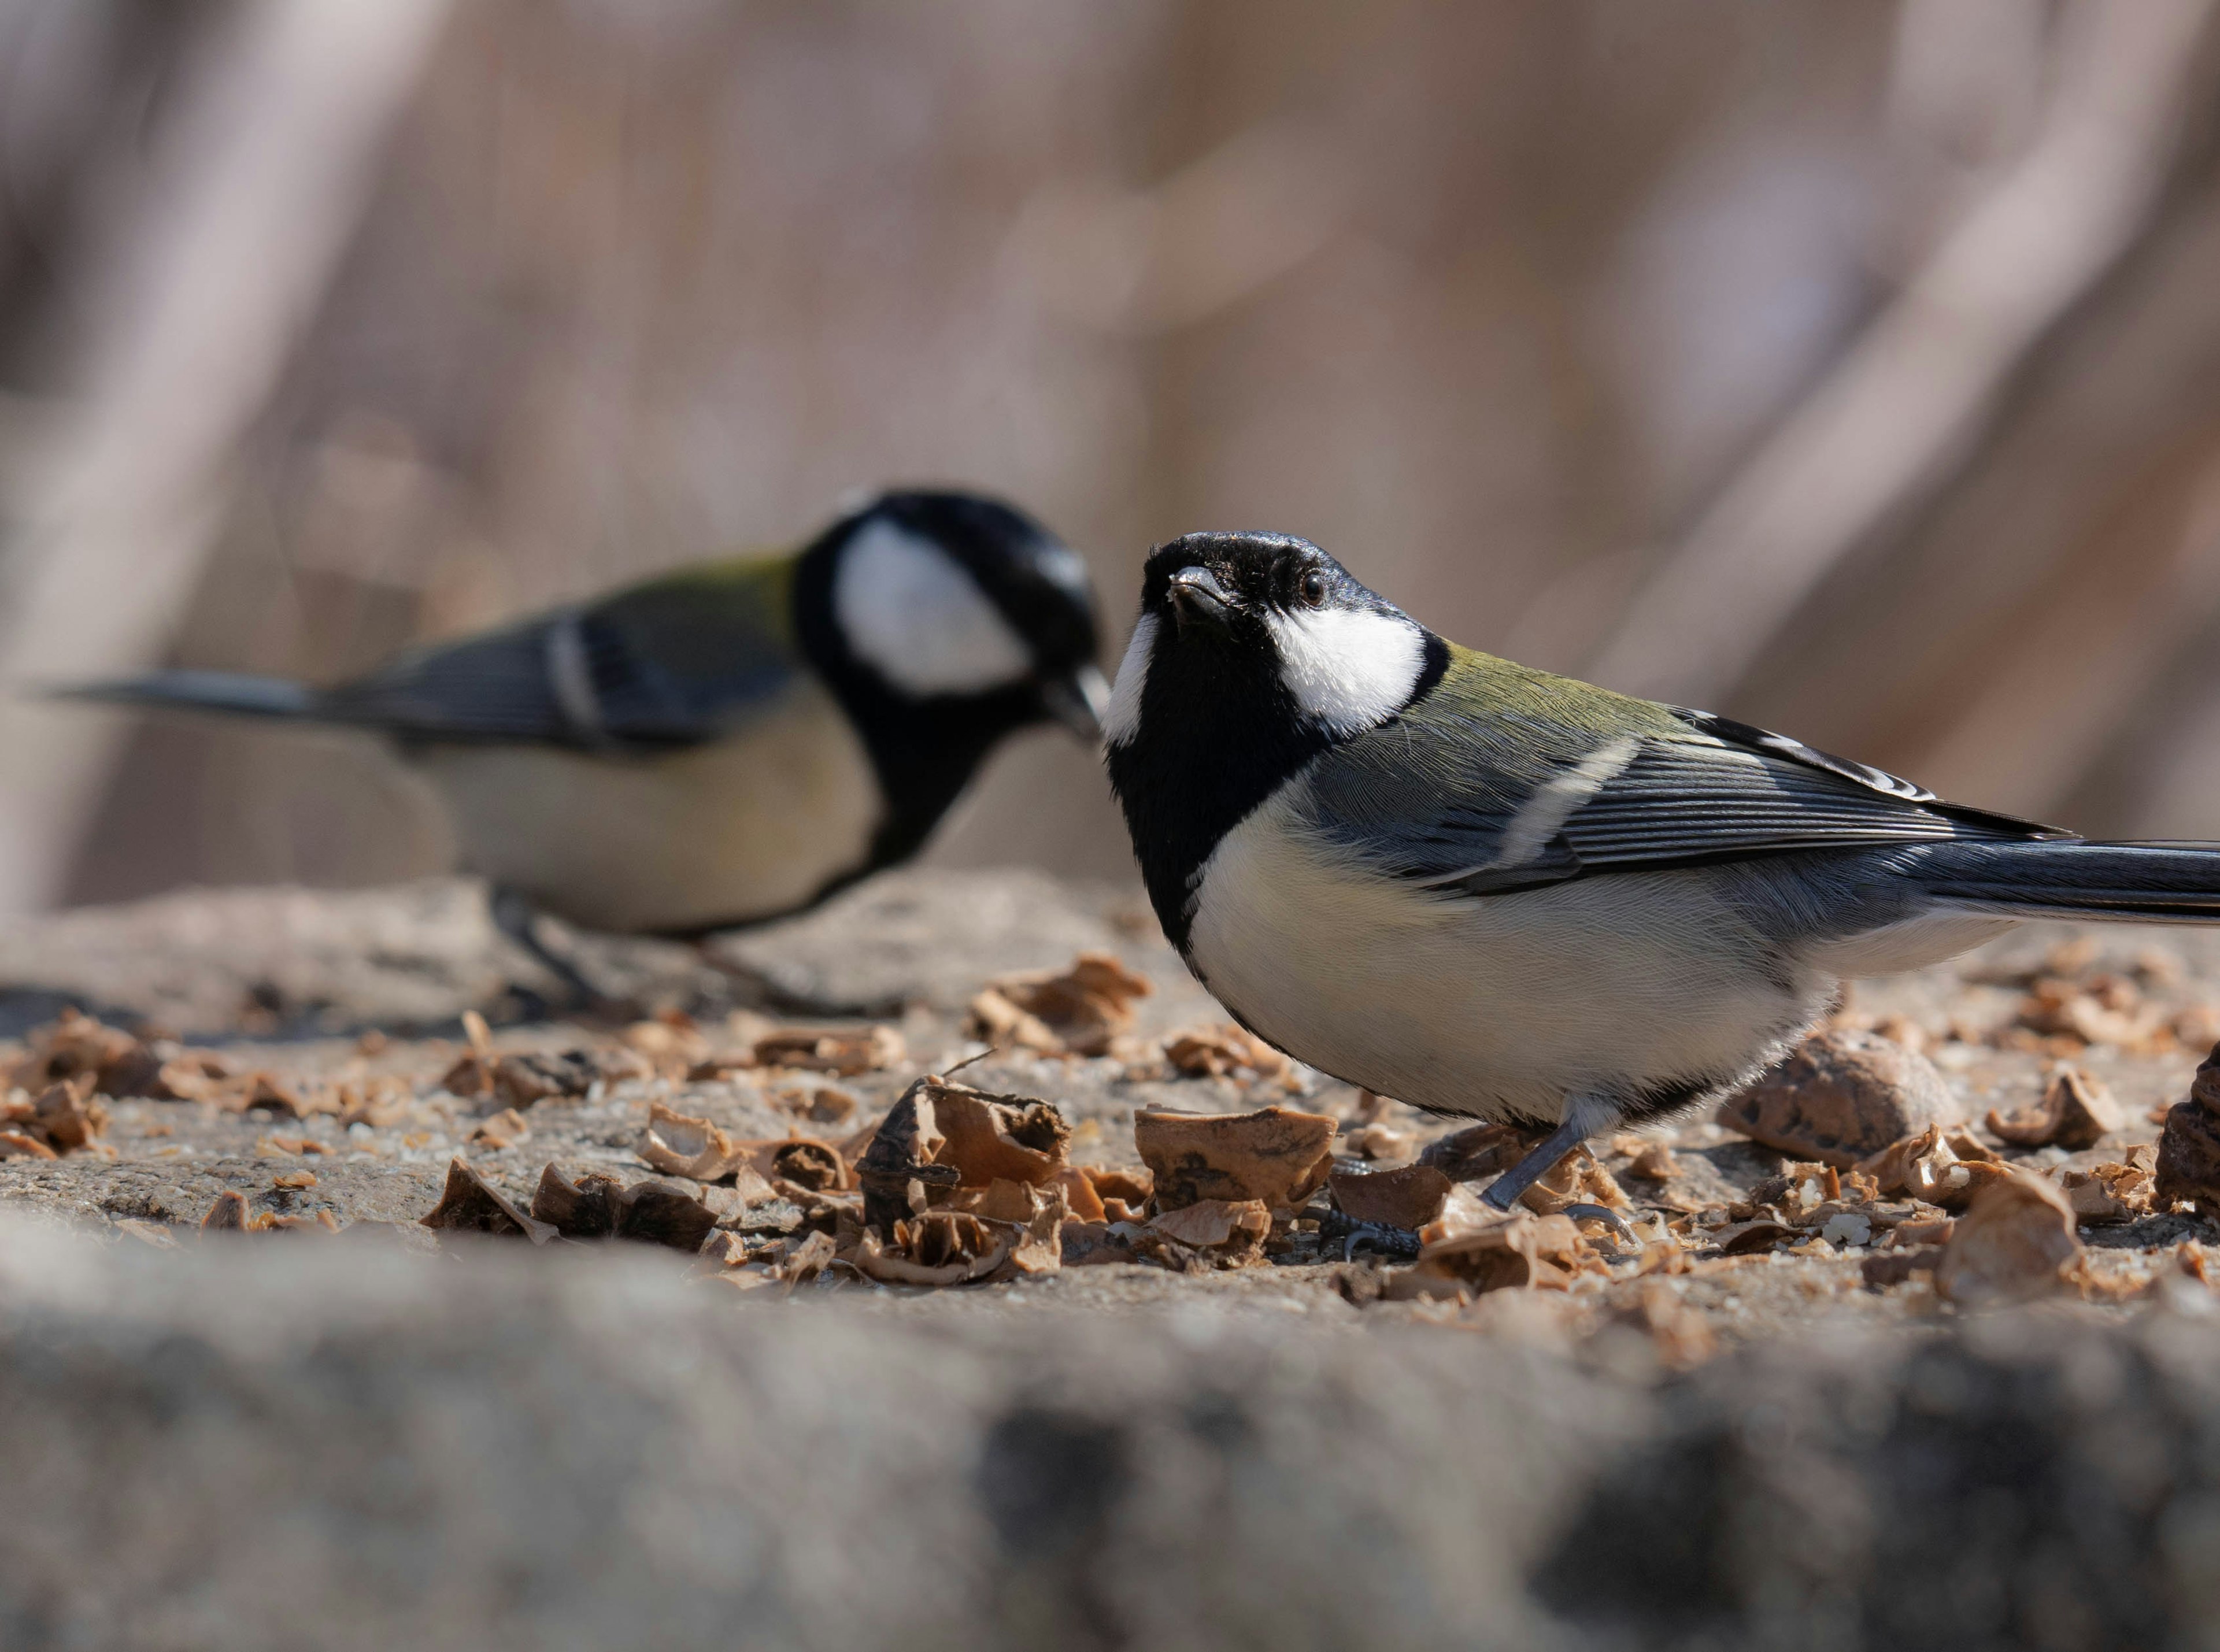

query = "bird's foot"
[691, 950, 908, 1021]
[1320, 1213, 1423, 1262]
[489, 888, 632, 1017]
[1557, 1202, 1637, 1249]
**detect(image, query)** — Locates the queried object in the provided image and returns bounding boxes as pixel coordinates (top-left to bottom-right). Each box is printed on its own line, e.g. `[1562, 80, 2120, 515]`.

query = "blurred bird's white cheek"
[834, 520, 1031, 695]
[1102, 612, 1157, 747]
[1264, 608, 1424, 736]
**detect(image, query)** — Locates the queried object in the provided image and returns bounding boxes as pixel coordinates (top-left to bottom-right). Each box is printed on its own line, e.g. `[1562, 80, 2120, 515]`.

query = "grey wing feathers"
[61, 591, 802, 753]
[1664, 708, 1943, 803]
[1549, 739, 2043, 867]
[53, 670, 317, 719]
[325, 605, 796, 750]
[320, 617, 580, 743]
[1307, 708, 2069, 897]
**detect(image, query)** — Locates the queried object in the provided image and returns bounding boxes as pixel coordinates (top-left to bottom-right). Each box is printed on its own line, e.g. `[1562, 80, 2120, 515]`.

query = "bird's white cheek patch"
[834, 519, 1033, 696]
[1102, 611, 1157, 748]
[1263, 606, 1426, 736]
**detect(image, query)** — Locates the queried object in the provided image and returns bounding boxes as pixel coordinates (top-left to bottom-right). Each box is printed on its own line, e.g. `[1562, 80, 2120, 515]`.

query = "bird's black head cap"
[872, 490, 1100, 681]
[796, 487, 1108, 878]
[1103, 531, 1445, 946]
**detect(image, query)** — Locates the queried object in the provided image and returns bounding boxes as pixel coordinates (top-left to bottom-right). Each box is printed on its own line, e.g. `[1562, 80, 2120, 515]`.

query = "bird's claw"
[1323, 1215, 1423, 1262]
[1559, 1202, 1637, 1248]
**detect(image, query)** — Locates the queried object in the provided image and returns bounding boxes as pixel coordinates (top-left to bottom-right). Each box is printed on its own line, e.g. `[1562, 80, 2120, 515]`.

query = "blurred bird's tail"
[48, 669, 320, 721]
[1914, 840, 2220, 924]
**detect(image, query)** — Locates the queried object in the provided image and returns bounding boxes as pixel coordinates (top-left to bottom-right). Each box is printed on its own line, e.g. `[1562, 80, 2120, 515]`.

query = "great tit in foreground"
[1105, 530, 2220, 1214]
[65, 490, 1107, 936]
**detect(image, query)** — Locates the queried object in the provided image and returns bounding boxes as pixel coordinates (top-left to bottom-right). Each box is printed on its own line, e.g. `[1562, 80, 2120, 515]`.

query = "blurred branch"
[1752, 162, 2220, 824]
[1587, 0, 2220, 708]
[0, 0, 450, 915]
[1002, 117, 1355, 336]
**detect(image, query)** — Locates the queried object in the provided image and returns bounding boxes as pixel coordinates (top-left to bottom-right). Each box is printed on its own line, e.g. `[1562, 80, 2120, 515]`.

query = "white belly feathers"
[1182, 784, 1833, 1122]
[416, 678, 882, 933]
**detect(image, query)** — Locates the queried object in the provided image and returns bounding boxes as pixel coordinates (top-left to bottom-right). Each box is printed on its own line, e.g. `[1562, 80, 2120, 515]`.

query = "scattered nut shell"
[468, 1107, 531, 1150]
[1159, 1023, 1292, 1083]
[1048, 1165, 1107, 1222]
[1518, 1147, 1630, 1218]
[1986, 1066, 2123, 1150]
[1134, 1103, 1336, 1212]
[1082, 1166, 1152, 1205]
[854, 1210, 1011, 1286]
[28, 1082, 109, 1153]
[2156, 1044, 2220, 1216]
[930, 1084, 1071, 1187]
[8, 1008, 164, 1098]
[1862, 1247, 1945, 1289]
[854, 1082, 960, 1238]
[614, 1182, 720, 1252]
[967, 952, 1152, 1057]
[1144, 1198, 1271, 1266]
[752, 1025, 906, 1076]
[1342, 1123, 1418, 1162]
[493, 1050, 608, 1107]
[760, 1139, 849, 1194]
[1388, 1209, 1585, 1299]
[531, 1165, 627, 1239]
[2056, 1155, 2154, 1225]
[419, 1157, 557, 1244]
[200, 1190, 250, 1231]
[1714, 1218, 1798, 1255]
[640, 1102, 745, 1181]
[1936, 1169, 2084, 1305]
[0, 1131, 58, 1161]
[1417, 1121, 1539, 1183]
[1329, 1163, 1453, 1230]
[1719, 1029, 1959, 1166]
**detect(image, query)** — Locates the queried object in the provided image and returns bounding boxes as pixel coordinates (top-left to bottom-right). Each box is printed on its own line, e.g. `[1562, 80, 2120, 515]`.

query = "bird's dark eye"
[1297, 571, 1328, 608]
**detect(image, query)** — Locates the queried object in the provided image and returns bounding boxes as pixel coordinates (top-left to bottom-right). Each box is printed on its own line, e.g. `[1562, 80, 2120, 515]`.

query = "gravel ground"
[3, 865, 2212, 1340]
[6, 868, 2220, 1647]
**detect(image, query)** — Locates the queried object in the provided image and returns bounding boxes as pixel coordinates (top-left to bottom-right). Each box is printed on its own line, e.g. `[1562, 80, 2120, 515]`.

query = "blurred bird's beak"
[1041, 665, 1108, 742]
[1167, 565, 1235, 632]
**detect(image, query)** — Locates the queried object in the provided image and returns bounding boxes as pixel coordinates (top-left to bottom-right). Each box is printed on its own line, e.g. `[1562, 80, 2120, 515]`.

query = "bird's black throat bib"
[1107, 621, 1446, 949]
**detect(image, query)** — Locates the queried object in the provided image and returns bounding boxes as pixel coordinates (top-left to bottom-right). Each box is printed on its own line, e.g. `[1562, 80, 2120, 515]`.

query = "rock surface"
[5, 1219, 2220, 1649]
[1540, 1292, 2220, 1652]
[0, 1220, 1629, 1651]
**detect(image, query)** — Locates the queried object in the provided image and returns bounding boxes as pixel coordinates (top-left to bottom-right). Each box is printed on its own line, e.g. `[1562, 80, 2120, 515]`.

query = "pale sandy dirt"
[2, 865, 2212, 1344]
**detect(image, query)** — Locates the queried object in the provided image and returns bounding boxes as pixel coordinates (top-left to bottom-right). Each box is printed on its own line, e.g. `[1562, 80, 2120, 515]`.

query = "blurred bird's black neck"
[794, 538, 1042, 876]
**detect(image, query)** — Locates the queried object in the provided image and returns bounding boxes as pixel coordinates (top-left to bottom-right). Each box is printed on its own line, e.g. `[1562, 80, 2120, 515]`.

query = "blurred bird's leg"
[689, 943, 908, 1020]
[489, 887, 615, 1013]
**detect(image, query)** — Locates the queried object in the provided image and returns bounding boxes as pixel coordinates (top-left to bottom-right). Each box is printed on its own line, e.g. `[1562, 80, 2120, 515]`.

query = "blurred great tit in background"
[1105, 530, 2220, 1215]
[66, 489, 1107, 937]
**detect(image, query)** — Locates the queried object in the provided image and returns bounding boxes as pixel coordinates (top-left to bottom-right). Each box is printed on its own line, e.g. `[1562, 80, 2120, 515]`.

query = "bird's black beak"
[1040, 665, 1108, 742]
[1167, 565, 1236, 632]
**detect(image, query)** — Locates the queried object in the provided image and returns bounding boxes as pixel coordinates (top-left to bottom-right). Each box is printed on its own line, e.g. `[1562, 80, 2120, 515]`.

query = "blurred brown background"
[5, 0, 2220, 916]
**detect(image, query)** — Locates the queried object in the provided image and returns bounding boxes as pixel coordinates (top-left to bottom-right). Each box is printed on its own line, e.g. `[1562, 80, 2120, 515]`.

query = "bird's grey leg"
[1478, 1119, 1587, 1210]
[1478, 1094, 1636, 1244]
[690, 946, 908, 1020]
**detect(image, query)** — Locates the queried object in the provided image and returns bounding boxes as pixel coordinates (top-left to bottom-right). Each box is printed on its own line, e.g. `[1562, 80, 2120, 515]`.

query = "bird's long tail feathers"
[1915, 840, 2220, 924]
[49, 670, 320, 721]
